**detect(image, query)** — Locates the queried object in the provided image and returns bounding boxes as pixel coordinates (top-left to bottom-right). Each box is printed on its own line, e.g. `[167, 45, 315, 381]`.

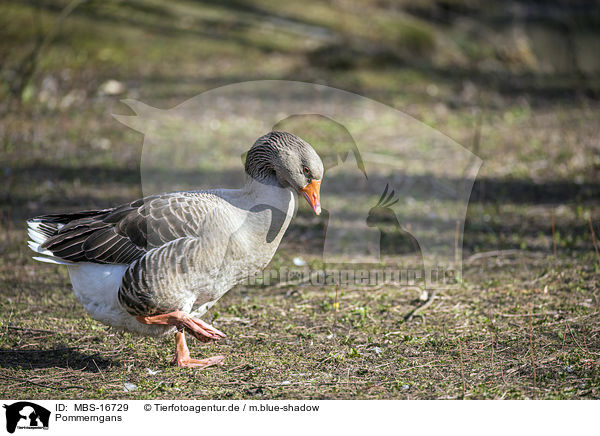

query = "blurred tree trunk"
[3, 0, 87, 104]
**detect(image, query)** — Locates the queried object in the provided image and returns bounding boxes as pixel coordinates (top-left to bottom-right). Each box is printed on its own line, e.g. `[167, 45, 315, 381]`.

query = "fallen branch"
[528, 307, 537, 394]
[551, 209, 558, 259]
[458, 339, 465, 399]
[5, 325, 77, 335]
[495, 311, 562, 318]
[465, 249, 521, 264]
[404, 290, 437, 322]
[588, 216, 600, 264]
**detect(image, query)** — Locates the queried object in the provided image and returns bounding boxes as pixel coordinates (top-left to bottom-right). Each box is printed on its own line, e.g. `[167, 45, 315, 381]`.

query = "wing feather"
[30, 193, 212, 265]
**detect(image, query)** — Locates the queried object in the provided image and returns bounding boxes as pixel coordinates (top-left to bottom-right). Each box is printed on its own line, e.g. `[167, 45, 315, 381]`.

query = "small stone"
[100, 80, 126, 96]
[293, 257, 307, 266]
[123, 382, 137, 392]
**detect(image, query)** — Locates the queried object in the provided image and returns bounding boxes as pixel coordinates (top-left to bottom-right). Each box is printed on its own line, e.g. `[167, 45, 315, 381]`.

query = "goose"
[27, 131, 324, 368]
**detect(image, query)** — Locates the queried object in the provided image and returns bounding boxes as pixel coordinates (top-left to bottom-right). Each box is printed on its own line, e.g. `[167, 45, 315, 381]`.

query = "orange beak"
[300, 180, 321, 215]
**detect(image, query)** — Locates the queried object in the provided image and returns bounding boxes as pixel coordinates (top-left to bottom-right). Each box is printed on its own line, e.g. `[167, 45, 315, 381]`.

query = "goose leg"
[136, 310, 226, 342]
[171, 331, 225, 368]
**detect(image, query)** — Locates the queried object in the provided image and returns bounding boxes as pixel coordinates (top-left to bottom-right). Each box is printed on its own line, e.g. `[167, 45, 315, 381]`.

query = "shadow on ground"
[0, 345, 115, 371]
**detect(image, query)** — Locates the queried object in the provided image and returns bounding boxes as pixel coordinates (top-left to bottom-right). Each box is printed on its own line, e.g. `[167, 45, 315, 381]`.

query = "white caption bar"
[0, 400, 595, 435]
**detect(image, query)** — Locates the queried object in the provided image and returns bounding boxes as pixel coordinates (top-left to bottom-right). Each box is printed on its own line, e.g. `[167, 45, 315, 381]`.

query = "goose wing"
[29, 193, 213, 265]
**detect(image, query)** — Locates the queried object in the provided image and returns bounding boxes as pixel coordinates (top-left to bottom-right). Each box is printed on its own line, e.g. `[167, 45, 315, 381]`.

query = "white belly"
[67, 263, 175, 337]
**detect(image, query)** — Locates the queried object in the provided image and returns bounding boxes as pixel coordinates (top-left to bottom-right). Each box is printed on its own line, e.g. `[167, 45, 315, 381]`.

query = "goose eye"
[303, 166, 311, 176]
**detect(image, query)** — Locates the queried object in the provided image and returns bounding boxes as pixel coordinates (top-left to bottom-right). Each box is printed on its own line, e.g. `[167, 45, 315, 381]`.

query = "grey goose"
[27, 131, 324, 368]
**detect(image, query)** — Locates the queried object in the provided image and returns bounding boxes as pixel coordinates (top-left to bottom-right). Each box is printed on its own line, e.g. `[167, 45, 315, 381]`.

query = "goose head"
[245, 131, 324, 215]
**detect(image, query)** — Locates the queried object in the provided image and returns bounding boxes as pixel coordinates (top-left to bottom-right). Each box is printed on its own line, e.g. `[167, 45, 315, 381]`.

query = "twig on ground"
[551, 209, 557, 260]
[490, 334, 495, 374]
[465, 249, 522, 264]
[404, 290, 437, 322]
[588, 216, 600, 264]
[332, 285, 339, 339]
[0, 374, 85, 391]
[458, 339, 465, 399]
[397, 359, 442, 373]
[560, 321, 568, 354]
[528, 307, 537, 394]
[5, 325, 76, 335]
[0, 346, 77, 353]
[92, 359, 104, 380]
[567, 322, 600, 356]
[495, 311, 562, 318]
[148, 381, 164, 395]
[454, 220, 460, 265]
[523, 270, 553, 287]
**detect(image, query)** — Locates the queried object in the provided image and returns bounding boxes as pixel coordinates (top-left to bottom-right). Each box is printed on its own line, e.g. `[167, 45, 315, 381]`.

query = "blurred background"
[1, 0, 599, 400]
[1, 0, 599, 236]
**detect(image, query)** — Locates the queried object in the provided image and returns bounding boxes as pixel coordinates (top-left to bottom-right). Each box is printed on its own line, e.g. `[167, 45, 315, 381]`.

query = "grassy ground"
[1, 0, 599, 399]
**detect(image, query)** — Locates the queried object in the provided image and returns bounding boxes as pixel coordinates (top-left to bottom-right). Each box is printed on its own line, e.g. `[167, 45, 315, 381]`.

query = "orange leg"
[171, 331, 225, 368]
[136, 310, 226, 342]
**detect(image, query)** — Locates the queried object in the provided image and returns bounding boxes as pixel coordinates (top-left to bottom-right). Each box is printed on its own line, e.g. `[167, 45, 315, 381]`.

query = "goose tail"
[26, 219, 73, 265]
